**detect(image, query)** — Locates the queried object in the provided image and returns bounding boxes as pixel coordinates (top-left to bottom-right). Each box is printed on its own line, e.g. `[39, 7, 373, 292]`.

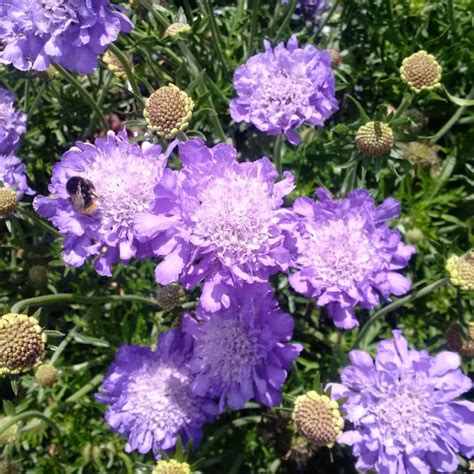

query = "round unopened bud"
[355, 121, 394, 157]
[445, 323, 464, 353]
[402, 142, 441, 176]
[0, 314, 47, 376]
[144, 84, 194, 139]
[0, 417, 18, 445]
[0, 188, 17, 218]
[157, 284, 185, 311]
[446, 251, 474, 291]
[153, 460, 191, 474]
[35, 364, 59, 388]
[405, 228, 423, 244]
[400, 50, 442, 93]
[28, 265, 48, 290]
[164, 23, 192, 38]
[292, 391, 344, 448]
[102, 50, 132, 80]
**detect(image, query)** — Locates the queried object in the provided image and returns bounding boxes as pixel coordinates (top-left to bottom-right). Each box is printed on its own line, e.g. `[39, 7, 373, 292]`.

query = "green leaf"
[347, 95, 371, 123]
[444, 87, 474, 106]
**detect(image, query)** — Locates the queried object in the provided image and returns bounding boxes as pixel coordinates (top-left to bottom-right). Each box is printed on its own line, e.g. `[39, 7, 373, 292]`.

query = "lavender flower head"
[282, 0, 328, 22]
[0, 153, 34, 198]
[34, 130, 173, 276]
[0, 0, 133, 74]
[182, 283, 302, 411]
[289, 189, 415, 329]
[97, 329, 218, 458]
[135, 139, 296, 312]
[229, 35, 338, 144]
[330, 331, 474, 473]
[0, 88, 26, 154]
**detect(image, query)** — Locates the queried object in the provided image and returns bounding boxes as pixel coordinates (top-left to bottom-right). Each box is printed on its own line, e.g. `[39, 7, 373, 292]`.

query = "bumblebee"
[66, 176, 100, 215]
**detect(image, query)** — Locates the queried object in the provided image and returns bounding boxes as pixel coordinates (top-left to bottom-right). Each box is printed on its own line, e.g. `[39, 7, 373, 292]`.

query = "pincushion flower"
[229, 35, 338, 144]
[34, 130, 174, 276]
[97, 329, 218, 458]
[0, 88, 26, 154]
[0, 0, 133, 74]
[330, 330, 474, 473]
[135, 139, 296, 312]
[182, 283, 302, 410]
[289, 188, 415, 329]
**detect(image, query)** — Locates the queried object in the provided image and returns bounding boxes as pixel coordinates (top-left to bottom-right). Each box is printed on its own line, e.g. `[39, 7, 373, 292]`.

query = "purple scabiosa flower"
[96, 329, 218, 458]
[229, 35, 338, 145]
[182, 282, 302, 411]
[330, 330, 474, 473]
[0, 0, 133, 74]
[0, 88, 26, 154]
[289, 188, 415, 329]
[34, 130, 173, 276]
[282, 0, 328, 22]
[0, 153, 34, 198]
[134, 139, 296, 312]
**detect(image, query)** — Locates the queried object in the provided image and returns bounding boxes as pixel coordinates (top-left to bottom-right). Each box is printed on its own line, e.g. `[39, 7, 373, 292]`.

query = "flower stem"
[108, 43, 142, 99]
[354, 277, 449, 348]
[248, 0, 261, 57]
[275, 0, 297, 41]
[312, 0, 340, 41]
[273, 134, 284, 176]
[53, 64, 108, 130]
[10, 293, 159, 314]
[447, 0, 457, 42]
[390, 92, 413, 123]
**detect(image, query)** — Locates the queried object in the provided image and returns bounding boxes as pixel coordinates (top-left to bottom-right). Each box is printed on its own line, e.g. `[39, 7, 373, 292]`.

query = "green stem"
[27, 83, 46, 123]
[10, 293, 159, 314]
[108, 43, 142, 99]
[390, 92, 413, 123]
[248, 0, 261, 57]
[139, 0, 169, 28]
[275, 0, 297, 41]
[273, 134, 284, 176]
[430, 87, 474, 143]
[312, 0, 340, 41]
[354, 277, 449, 348]
[65, 374, 103, 403]
[0, 411, 60, 438]
[447, 0, 457, 42]
[53, 64, 108, 130]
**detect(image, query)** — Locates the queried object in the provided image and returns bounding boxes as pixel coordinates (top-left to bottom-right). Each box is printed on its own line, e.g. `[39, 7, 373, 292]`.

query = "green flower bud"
[0, 418, 18, 445]
[446, 251, 474, 291]
[164, 23, 192, 38]
[35, 364, 59, 388]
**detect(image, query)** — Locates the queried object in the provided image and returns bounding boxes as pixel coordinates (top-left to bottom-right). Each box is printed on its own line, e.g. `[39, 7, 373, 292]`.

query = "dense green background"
[1, 0, 473, 472]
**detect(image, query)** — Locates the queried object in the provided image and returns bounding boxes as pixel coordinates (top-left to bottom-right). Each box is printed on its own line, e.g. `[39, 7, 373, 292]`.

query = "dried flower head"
[156, 284, 184, 311]
[400, 51, 442, 93]
[0, 187, 17, 217]
[144, 85, 194, 139]
[164, 23, 192, 38]
[446, 251, 474, 291]
[0, 313, 47, 376]
[355, 121, 394, 157]
[0, 417, 18, 445]
[402, 141, 441, 175]
[28, 265, 48, 290]
[153, 460, 192, 474]
[35, 364, 59, 388]
[444, 323, 464, 353]
[102, 50, 132, 80]
[292, 391, 344, 448]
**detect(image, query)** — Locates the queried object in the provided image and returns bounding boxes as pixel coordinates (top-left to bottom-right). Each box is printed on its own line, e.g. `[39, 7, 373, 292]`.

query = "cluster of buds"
[400, 51, 442, 93]
[446, 251, 474, 291]
[355, 121, 394, 157]
[292, 391, 344, 448]
[0, 187, 17, 218]
[0, 313, 46, 376]
[152, 460, 191, 474]
[144, 84, 194, 139]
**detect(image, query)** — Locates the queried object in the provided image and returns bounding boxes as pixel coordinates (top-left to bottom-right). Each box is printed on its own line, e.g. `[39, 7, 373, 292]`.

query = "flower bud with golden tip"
[400, 51, 442, 93]
[355, 121, 393, 157]
[0, 417, 18, 445]
[164, 23, 191, 38]
[0, 188, 17, 218]
[446, 251, 474, 291]
[152, 459, 192, 474]
[35, 364, 59, 388]
[0, 314, 47, 376]
[144, 84, 194, 139]
[292, 391, 344, 448]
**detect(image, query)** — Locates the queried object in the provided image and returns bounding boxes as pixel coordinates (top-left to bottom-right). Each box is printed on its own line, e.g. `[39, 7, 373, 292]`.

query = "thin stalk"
[273, 134, 284, 176]
[139, 0, 169, 28]
[248, 0, 261, 57]
[108, 43, 142, 99]
[84, 72, 113, 139]
[0, 411, 60, 438]
[10, 293, 159, 314]
[430, 88, 474, 143]
[390, 92, 413, 123]
[275, 0, 297, 41]
[312, 0, 339, 41]
[65, 374, 103, 403]
[27, 83, 46, 123]
[53, 64, 108, 130]
[354, 277, 449, 348]
[447, 0, 457, 42]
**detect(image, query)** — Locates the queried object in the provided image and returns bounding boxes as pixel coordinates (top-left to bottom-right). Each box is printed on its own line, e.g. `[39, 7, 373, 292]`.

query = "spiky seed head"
[0, 314, 47, 376]
[446, 251, 474, 291]
[400, 51, 442, 93]
[164, 23, 192, 38]
[445, 323, 464, 353]
[0, 417, 18, 445]
[0, 188, 17, 217]
[102, 50, 132, 80]
[28, 265, 48, 290]
[144, 84, 194, 139]
[292, 391, 344, 448]
[152, 460, 192, 474]
[35, 364, 59, 388]
[402, 142, 441, 175]
[355, 121, 394, 157]
[156, 284, 185, 311]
